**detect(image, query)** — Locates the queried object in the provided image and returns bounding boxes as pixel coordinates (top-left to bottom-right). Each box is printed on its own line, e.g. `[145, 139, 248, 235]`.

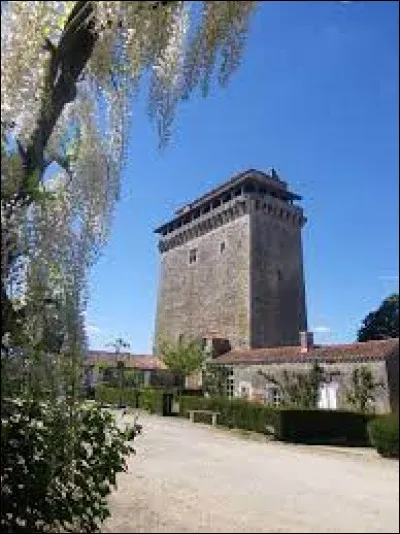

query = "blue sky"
[85, 1, 399, 353]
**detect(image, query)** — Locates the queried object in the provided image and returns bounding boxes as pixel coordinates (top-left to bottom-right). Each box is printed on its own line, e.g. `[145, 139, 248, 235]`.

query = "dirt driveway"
[102, 412, 399, 533]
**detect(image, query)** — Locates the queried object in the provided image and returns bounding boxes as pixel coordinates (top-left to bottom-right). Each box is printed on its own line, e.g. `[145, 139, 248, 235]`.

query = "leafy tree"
[202, 362, 231, 397]
[1, 2, 258, 530]
[1, 1, 258, 347]
[259, 361, 328, 409]
[107, 338, 131, 405]
[1, 398, 134, 533]
[107, 337, 131, 356]
[159, 337, 206, 396]
[357, 294, 399, 342]
[346, 366, 384, 414]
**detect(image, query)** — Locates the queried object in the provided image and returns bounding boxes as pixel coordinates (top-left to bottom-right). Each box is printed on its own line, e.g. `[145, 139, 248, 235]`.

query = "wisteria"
[1, 1, 257, 356]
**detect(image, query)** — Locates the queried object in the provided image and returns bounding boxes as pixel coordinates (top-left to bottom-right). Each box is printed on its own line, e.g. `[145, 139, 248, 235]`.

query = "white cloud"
[379, 275, 399, 281]
[87, 324, 102, 335]
[312, 325, 332, 334]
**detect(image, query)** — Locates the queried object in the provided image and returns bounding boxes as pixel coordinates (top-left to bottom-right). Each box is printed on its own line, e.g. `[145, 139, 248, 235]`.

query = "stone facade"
[250, 200, 307, 347]
[215, 338, 399, 414]
[232, 360, 392, 414]
[154, 169, 307, 352]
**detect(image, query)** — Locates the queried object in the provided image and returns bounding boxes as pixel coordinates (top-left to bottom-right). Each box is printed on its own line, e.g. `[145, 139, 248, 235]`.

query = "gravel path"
[102, 412, 399, 533]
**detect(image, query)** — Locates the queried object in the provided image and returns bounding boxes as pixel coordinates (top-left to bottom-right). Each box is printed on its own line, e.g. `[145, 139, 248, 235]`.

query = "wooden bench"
[187, 410, 220, 426]
[265, 425, 276, 439]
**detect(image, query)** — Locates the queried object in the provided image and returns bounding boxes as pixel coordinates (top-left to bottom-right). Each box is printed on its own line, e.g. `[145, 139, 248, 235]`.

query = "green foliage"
[95, 385, 168, 414]
[106, 338, 130, 355]
[346, 366, 384, 414]
[1, 398, 134, 533]
[274, 409, 373, 446]
[159, 337, 206, 393]
[357, 294, 399, 342]
[179, 395, 279, 433]
[95, 384, 139, 407]
[138, 387, 165, 414]
[202, 362, 230, 397]
[368, 414, 399, 458]
[259, 360, 328, 409]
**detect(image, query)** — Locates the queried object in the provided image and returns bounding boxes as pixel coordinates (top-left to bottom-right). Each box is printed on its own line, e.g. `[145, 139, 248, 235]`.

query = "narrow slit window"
[189, 248, 197, 264]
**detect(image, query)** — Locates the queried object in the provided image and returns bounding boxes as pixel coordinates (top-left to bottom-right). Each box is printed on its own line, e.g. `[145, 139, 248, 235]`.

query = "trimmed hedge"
[179, 396, 279, 432]
[95, 384, 139, 407]
[179, 397, 375, 446]
[368, 414, 399, 458]
[94, 385, 171, 415]
[95, 388, 376, 448]
[275, 409, 373, 446]
[139, 388, 165, 414]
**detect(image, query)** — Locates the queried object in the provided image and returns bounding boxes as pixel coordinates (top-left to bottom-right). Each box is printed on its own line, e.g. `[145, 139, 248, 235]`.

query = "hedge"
[95, 384, 139, 407]
[95, 388, 377, 447]
[274, 409, 373, 446]
[178, 396, 279, 433]
[179, 397, 375, 446]
[139, 388, 165, 414]
[368, 414, 399, 458]
[94, 385, 171, 415]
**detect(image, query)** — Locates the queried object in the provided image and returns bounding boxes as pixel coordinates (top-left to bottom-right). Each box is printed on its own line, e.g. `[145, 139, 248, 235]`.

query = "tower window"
[220, 241, 226, 253]
[277, 269, 283, 281]
[189, 248, 197, 264]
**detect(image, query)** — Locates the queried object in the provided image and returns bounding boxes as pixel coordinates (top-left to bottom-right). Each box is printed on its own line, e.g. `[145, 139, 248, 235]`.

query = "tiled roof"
[215, 338, 399, 365]
[85, 351, 166, 370]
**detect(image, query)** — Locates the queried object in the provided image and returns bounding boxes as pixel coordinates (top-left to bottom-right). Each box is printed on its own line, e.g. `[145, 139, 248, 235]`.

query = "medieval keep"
[154, 168, 307, 352]
[85, 168, 398, 414]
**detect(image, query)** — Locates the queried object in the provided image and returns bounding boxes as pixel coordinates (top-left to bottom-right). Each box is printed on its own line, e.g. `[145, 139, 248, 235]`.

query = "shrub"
[95, 385, 173, 414]
[1, 398, 134, 533]
[178, 395, 279, 433]
[95, 384, 138, 407]
[368, 414, 399, 458]
[274, 409, 373, 446]
[138, 388, 165, 414]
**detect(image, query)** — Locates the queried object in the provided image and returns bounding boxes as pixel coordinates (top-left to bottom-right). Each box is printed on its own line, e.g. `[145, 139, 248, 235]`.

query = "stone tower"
[154, 169, 307, 352]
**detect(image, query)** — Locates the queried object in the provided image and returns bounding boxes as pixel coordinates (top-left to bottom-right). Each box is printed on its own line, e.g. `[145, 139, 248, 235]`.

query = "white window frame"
[264, 384, 283, 407]
[226, 367, 235, 399]
[318, 381, 339, 410]
[238, 380, 252, 400]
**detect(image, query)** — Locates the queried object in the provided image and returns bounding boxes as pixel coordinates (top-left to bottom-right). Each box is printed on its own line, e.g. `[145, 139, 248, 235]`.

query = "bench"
[187, 410, 220, 426]
[265, 425, 276, 439]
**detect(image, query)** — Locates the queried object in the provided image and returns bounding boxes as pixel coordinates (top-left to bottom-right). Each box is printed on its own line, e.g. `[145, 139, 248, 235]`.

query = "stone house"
[83, 351, 172, 390]
[213, 334, 399, 414]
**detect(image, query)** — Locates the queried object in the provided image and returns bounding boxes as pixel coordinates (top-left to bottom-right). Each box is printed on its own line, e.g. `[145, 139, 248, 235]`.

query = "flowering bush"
[1, 398, 134, 533]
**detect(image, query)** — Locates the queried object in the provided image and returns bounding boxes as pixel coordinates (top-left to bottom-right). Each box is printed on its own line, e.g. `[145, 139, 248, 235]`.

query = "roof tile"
[215, 338, 399, 365]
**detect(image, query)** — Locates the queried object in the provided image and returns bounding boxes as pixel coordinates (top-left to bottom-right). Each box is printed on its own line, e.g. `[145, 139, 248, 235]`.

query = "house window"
[318, 382, 338, 410]
[226, 367, 234, 398]
[238, 381, 252, 400]
[189, 248, 197, 264]
[220, 241, 226, 253]
[265, 385, 283, 407]
[271, 387, 282, 407]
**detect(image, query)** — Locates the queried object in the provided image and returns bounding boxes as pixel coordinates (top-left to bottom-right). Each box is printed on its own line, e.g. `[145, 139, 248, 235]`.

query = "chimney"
[300, 331, 314, 353]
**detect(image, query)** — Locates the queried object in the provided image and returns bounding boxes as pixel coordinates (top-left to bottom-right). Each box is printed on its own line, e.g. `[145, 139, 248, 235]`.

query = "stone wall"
[386, 351, 399, 412]
[250, 197, 307, 347]
[154, 206, 251, 351]
[232, 360, 392, 413]
[154, 189, 308, 352]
